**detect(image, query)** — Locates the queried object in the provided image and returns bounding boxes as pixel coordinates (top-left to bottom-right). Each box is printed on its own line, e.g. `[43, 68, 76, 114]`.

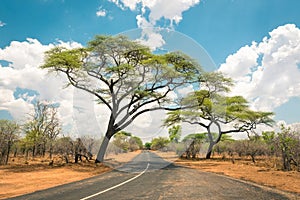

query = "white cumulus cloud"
[0, 39, 81, 128]
[110, 0, 200, 50]
[111, 0, 200, 26]
[0, 21, 6, 27]
[96, 8, 107, 17]
[219, 24, 300, 112]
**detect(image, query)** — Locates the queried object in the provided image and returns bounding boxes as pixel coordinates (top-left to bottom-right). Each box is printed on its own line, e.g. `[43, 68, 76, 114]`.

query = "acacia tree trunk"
[282, 150, 291, 171]
[25, 149, 29, 161]
[206, 142, 214, 159]
[49, 143, 53, 160]
[250, 154, 256, 163]
[95, 113, 117, 163]
[42, 141, 46, 157]
[32, 145, 36, 158]
[5, 141, 11, 165]
[206, 121, 222, 159]
[95, 136, 110, 163]
[206, 123, 215, 159]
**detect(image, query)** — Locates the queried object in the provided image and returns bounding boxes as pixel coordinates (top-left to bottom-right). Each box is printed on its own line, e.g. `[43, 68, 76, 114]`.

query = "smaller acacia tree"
[165, 72, 274, 159]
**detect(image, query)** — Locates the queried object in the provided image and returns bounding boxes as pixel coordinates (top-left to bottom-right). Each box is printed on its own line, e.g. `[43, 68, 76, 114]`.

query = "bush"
[274, 125, 300, 171]
[151, 137, 170, 150]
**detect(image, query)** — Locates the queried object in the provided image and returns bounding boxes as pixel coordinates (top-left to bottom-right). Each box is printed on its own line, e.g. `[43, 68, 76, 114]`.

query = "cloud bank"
[0, 39, 81, 127]
[219, 24, 300, 113]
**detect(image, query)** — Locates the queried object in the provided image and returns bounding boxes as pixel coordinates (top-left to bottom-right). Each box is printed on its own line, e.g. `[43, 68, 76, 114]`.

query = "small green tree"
[144, 142, 152, 150]
[262, 131, 276, 154]
[151, 137, 170, 150]
[168, 125, 181, 143]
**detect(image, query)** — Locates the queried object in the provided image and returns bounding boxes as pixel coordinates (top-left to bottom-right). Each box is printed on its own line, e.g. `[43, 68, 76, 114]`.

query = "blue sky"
[2, 0, 300, 65]
[1, 0, 300, 136]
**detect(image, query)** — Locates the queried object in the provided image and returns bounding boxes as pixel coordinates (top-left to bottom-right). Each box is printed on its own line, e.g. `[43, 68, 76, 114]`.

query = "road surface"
[9, 151, 298, 200]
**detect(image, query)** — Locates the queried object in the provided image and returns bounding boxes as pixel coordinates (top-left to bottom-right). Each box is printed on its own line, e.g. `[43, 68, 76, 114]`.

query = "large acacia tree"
[41, 35, 202, 162]
[165, 72, 274, 159]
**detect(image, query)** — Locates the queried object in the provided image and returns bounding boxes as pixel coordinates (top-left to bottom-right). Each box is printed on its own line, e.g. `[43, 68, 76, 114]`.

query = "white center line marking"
[80, 163, 150, 200]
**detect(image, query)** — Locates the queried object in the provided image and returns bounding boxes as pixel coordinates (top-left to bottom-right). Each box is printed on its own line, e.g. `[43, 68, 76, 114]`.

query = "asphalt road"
[9, 151, 298, 200]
